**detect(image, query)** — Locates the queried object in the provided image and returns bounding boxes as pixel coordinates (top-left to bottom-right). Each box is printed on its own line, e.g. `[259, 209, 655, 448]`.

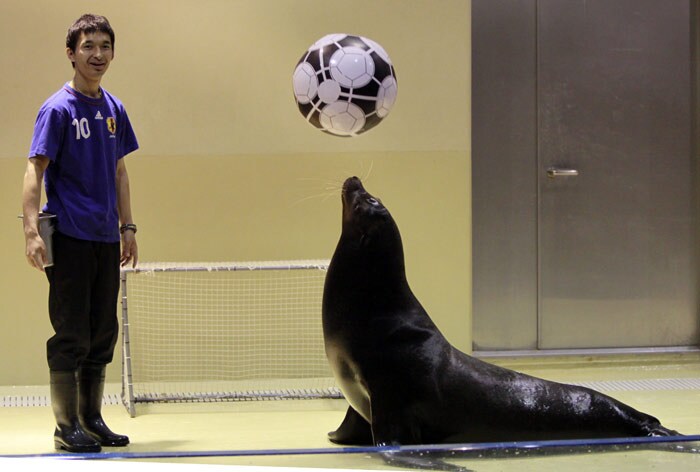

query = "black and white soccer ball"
[292, 34, 398, 137]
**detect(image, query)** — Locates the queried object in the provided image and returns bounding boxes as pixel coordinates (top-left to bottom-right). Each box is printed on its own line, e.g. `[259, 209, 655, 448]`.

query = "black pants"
[45, 232, 120, 371]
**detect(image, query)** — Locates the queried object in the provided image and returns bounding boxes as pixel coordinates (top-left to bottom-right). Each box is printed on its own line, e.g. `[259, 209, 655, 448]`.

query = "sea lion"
[322, 176, 679, 446]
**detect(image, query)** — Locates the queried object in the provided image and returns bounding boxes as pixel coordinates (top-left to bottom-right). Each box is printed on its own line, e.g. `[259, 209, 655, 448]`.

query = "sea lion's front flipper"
[328, 405, 373, 446]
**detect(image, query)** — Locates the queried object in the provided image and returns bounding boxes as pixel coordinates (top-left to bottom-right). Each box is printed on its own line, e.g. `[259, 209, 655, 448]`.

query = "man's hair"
[66, 14, 115, 52]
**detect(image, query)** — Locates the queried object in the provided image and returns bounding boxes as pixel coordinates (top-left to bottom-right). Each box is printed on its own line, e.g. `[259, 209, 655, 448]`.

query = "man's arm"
[22, 156, 50, 271]
[116, 158, 138, 268]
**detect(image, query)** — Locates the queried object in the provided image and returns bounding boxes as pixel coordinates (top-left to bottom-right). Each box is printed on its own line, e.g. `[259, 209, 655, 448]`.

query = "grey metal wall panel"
[472, 0, 539, 350]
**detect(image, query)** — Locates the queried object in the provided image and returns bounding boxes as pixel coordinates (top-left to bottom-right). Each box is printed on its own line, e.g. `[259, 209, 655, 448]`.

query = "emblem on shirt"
[106, 117, 117, 135]
[95, 111, 104, 120]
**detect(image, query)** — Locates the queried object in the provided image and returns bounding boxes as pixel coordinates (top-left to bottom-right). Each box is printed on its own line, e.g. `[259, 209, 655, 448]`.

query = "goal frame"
[120, 260, 340, 417]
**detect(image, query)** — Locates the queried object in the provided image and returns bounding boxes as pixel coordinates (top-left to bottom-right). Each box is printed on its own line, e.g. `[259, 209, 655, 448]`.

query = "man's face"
[67, 31, 113, 81]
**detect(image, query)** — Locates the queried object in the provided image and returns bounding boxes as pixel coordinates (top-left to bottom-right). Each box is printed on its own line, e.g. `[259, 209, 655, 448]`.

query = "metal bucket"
[38, 213, 56, 267]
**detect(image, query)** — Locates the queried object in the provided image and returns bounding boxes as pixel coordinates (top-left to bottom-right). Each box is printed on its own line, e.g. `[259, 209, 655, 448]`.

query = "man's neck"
[70, 77, 102, 98]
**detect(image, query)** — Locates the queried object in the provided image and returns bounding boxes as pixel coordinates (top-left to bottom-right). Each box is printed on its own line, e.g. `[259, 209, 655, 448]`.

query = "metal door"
[472, 0, 699, 352]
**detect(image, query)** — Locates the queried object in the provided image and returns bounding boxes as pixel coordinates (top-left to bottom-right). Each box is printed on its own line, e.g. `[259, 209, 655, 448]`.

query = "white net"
[120, 260, 341, 416]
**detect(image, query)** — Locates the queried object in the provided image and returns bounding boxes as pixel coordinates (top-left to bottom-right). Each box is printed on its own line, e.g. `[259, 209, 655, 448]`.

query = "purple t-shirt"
[29, 84, 139, 243]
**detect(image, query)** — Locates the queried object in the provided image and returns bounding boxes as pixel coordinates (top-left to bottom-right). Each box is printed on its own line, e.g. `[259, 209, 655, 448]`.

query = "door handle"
[547, 168, 579, 178]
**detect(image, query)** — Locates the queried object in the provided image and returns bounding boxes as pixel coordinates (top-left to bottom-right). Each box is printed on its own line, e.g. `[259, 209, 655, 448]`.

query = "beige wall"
[0, 0, 471, 385]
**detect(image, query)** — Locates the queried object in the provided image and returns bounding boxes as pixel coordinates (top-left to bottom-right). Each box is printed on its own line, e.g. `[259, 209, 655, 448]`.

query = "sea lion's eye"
[367, 198, 379, 205]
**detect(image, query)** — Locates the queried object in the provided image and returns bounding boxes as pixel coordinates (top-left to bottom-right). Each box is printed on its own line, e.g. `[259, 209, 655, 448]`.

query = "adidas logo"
[95, 111, 104, 120]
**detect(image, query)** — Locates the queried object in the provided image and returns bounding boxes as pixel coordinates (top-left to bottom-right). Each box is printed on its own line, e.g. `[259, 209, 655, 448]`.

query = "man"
[22, 14, 138, 453]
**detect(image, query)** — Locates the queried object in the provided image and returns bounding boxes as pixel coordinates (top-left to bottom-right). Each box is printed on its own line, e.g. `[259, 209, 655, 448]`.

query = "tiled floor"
[1, 354, 699, 471]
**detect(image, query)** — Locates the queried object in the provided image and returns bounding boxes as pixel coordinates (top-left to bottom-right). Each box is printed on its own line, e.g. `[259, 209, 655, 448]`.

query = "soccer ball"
[292, 34, 398, 137]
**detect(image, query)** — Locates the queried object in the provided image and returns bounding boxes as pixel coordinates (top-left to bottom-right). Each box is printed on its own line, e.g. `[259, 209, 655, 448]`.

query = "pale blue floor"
[2, 354, 700, 471]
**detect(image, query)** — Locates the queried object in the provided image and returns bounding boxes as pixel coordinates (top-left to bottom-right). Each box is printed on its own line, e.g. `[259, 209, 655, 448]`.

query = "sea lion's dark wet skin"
[322, 176, 679, 447]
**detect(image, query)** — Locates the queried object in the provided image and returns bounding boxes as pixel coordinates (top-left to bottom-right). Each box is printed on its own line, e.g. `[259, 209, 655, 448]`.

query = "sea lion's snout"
[342, 177, 365, 211]
[342, 176, 364, 195]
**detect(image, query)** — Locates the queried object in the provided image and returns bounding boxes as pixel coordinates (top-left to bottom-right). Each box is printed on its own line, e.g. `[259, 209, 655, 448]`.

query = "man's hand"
[25, 232, 48, 271]
[120, 231, 138, 268]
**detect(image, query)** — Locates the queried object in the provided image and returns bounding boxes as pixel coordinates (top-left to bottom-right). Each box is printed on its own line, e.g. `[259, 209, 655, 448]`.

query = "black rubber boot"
[50, 370, 102, 453]
[79, 365, 129, 447]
